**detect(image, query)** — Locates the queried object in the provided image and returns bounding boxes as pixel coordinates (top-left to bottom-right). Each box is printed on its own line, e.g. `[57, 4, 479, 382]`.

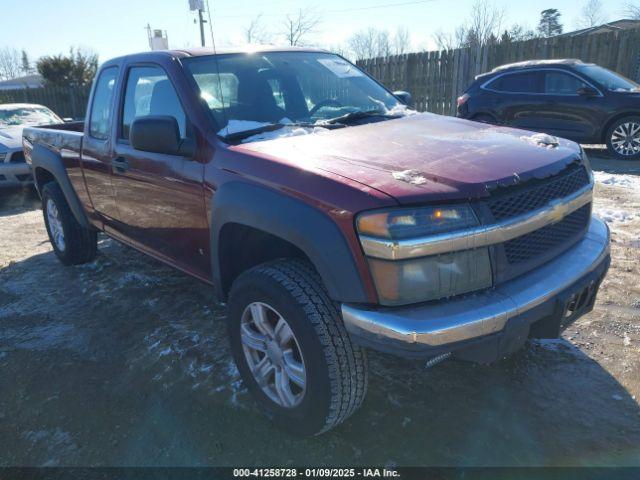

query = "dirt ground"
[0, 149, 639, 467]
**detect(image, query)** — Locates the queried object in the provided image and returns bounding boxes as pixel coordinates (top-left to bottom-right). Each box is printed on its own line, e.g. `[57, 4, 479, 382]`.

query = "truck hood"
[0, 127, 24, 151]
[237, 113, 583, 205]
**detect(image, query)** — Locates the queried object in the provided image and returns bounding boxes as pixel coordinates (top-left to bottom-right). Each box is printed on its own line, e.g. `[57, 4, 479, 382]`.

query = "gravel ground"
[0, 150, 639, 467]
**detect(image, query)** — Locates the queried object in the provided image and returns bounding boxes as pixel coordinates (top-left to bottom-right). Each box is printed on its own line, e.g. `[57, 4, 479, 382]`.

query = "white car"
[1, 103, 63, 188]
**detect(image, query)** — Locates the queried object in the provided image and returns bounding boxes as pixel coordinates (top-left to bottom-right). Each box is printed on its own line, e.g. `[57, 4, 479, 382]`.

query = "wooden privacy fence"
[357, 28, 640, 116]
[0, 85, 91, 119]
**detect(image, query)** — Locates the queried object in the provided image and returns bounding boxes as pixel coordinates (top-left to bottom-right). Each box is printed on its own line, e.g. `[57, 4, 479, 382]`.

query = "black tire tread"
[231, 259, 368, 435]
[42, 181, 97, 265]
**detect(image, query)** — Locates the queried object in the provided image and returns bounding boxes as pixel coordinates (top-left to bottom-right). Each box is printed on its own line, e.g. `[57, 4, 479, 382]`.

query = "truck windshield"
[0, 106, 62, 128]
[576, 64, 640, 92]
[183, 51, 409, 141]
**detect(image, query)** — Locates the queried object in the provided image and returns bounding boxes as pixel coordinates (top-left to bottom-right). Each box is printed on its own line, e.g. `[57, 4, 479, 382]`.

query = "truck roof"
[105, 45, 330, 64]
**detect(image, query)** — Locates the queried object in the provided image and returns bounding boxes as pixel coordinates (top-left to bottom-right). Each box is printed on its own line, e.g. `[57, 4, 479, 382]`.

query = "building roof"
[559, 19, 640, 37]
[0, 74, 44, 91]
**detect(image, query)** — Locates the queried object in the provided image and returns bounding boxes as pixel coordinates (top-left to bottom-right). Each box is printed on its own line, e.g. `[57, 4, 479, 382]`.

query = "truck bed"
[23, 122, 84, 161]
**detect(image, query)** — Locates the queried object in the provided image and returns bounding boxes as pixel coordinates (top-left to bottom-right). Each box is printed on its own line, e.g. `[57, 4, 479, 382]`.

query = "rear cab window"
[89, 67, 119, 140]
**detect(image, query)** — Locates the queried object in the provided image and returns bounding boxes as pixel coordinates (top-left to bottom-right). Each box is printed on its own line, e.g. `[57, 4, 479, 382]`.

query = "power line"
[215, 0, 434, 19]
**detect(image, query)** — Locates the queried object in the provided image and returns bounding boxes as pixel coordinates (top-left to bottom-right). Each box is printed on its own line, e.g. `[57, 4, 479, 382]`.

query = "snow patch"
[594, 207, 638, 224]
[218, 120, 271, 136]
[392, 169, 428, 185]
[520, 133, 560, 149]
[241, 125, 328, 143]
[594, 171, 640, 190]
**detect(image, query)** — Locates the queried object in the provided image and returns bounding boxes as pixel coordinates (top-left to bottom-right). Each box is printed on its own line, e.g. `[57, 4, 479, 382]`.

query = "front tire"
[42, 181, 97, 266]
[606, 116, 640, 160]
[227, 259, 368, 436]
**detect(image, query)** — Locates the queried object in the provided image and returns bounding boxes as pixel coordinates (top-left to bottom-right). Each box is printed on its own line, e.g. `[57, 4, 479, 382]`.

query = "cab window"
[121, 66, 186, 140]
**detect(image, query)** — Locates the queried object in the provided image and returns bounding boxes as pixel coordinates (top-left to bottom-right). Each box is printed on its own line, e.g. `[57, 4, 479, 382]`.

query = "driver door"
[109, 64, 209, 277]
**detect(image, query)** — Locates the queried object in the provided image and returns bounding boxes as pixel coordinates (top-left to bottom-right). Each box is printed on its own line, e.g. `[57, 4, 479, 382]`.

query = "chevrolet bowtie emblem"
[548, 198, 571, 223]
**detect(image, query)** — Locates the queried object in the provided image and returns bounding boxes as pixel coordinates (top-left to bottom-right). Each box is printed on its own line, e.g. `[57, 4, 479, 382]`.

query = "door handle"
[112, 157, 129, 173]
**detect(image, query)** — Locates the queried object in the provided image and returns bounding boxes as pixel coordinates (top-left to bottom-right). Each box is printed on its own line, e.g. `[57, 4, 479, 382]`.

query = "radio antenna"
[205, 0, 229, 132]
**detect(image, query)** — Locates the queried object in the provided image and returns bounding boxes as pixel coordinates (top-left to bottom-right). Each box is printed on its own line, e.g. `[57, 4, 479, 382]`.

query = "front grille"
[504, 204, 591, 264]
[9, 151, 25, 163]
[486, 164, 590, 221]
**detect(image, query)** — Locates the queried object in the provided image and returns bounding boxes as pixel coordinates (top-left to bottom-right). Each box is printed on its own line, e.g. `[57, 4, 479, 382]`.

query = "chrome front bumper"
[0, 151, 32, 187]
[342, 217, 610, 355]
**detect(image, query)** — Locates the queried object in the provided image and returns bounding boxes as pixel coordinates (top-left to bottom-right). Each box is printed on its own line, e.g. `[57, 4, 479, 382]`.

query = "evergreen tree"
[538, 9, 563, 37]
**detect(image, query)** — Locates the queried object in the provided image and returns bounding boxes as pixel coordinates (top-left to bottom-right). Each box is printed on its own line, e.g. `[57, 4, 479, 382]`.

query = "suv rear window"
[487, 72, 542, 93]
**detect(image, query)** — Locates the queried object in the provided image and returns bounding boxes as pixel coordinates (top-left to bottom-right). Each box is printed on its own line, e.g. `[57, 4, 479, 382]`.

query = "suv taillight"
[457, 93, 470, 107]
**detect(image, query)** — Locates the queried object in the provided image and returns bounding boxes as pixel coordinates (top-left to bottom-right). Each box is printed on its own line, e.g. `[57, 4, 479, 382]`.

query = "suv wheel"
[606, 117, 640, 160]
[42, 181, 97, 265]
[227, 259, 368, 436]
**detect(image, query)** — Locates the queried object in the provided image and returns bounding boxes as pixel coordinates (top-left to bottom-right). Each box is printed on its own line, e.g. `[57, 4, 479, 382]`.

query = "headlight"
[357, 204, 479, 240]
[0, 153, 6, 162]
[357, 205, 492, 306]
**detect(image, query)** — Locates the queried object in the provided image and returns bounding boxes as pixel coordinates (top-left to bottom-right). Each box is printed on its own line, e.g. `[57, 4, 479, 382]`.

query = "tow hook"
[425, 352, 452, 369]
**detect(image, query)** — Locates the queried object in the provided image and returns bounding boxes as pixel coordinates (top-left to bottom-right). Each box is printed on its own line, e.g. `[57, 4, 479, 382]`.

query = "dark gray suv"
[457, 59, 640, 159]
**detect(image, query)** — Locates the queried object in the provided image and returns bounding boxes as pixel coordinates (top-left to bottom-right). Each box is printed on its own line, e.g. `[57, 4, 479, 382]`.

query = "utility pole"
[189, 0, 207, 47]
[198, 8, 206, 47]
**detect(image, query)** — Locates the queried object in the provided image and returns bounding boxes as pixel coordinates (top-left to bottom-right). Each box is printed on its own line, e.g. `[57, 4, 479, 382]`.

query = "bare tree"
[0, 47, 22, 80]
[466, 0, 505, 46]
[500, 24, 537, 43]
[624, 2, 640, 19]
[393, 27, 411, 55]
[433, 25, 468, 50]
[281, 8, 321, 46]
[577, 0, 608, 28]
[432, 0, 504, 50]
[244, 15, 271, 44]
[347, 28, 395, 60]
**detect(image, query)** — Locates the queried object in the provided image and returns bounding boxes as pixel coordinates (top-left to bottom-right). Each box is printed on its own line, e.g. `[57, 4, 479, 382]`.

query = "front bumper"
[342, 216, 610, 361]
[1, 150, 32, 187]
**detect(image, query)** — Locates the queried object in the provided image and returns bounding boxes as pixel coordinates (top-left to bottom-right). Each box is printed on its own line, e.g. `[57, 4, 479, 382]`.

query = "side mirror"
[63, 117, 74, 123]
[577, 86, 599, 97]
[130, 115, 195, 157]
[393, 90, 413, 106]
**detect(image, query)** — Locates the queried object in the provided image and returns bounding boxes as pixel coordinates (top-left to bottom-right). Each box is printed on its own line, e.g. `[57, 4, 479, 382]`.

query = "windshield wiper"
[319, 109, 401, 125]
[221, 121, 343, 142]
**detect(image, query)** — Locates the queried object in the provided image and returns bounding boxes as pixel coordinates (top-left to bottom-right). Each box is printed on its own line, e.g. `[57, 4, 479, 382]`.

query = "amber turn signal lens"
[357, 212, 390, 238]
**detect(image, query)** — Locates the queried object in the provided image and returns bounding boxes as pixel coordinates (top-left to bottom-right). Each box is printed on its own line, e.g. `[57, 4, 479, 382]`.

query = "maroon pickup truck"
[24, 47, 610, 436]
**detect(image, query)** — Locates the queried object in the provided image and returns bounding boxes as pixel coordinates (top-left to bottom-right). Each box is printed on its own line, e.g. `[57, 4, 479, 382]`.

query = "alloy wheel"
[240, 302, 306, 408]
[46, 198, 66, 252]
[611, 122, 640, 157]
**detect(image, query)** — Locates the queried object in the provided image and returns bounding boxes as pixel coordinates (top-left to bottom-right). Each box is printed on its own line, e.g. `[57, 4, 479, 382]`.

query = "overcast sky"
[0, 0, 634, 63]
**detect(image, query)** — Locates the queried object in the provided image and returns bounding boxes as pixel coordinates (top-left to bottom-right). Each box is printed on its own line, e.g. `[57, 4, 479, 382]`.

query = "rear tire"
[227, 259, 368, 436]
[606, 116, 640, 160]
[42, 181, 97, 266]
